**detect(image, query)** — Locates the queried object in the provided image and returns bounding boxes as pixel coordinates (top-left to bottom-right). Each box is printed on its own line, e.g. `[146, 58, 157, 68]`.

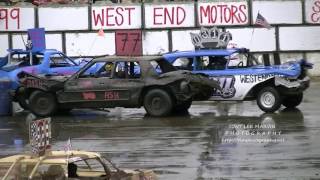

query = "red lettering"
[83, 92, 96, 100]
[199, 6, 210, 24]
[238, 4, 247, 23]
[115, 7, 124, 26]
[311, 13, 320, 22]
[93, 7, 136, 27]
[0, 8, 20, 30]
[104, 91, 119, 100]
[199, 4, 247, 25]
[312, 1, 320, 12]
[217, 5, 227, 23]
[164, 7, 173, 25]
[125, 7, 134, 25]
[0, 9, 8, 29]
[176, 7, 185, 25]
[106, 7, 115, 26]
[210, 6, 217, 23]
[10, 8, 19, 29]
[114, 92, 119, 99]
[311, 0, 320, 22]
[153, 6, 186, 26]
[93, 9, 104, 26]
[231, 5, 239, 23]
[224, 6, 231, 23]
[153, 7, 163, 25]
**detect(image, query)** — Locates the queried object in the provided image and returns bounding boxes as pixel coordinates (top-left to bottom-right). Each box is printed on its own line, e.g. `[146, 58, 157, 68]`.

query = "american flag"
[255, 12, 271, 29]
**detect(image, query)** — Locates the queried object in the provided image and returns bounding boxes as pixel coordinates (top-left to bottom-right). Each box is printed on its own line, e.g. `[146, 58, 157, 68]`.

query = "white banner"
[144, 3, 195, 28]
[92, 5, 142, 29]
[198, 1, 249, 26]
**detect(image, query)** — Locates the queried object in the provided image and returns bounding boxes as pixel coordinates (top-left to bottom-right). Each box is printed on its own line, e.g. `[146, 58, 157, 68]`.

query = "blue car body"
[0, 49, 89, 90]
[164, 48, 309, 78]
[163, 48, 312, 112]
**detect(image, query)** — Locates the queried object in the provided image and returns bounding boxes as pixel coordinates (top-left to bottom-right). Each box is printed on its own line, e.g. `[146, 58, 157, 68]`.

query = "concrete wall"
[0, 0, 320, 76]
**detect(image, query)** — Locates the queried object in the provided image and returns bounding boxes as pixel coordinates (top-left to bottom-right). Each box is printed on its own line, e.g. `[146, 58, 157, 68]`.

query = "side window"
[195, 56, 227, 70]
[79, 62, 112, 78]
[114, 61, 141, 79]
[150, 60, 162, 74]
[173, 58, 193, 70]
[9, 53, 43, 66]
[73, 158, 105, 171]
[228, 53, 248, 68]
[49, 53, 76, 67]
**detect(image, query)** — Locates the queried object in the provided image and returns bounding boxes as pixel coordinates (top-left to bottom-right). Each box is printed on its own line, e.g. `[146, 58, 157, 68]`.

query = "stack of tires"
[0, 79, 12, 116]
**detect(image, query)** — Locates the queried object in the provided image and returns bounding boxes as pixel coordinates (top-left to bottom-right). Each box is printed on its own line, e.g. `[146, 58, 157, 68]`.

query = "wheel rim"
[260, 92, 275, 108]
[36, 97, 51, 111]
[151, 97, 162, 110]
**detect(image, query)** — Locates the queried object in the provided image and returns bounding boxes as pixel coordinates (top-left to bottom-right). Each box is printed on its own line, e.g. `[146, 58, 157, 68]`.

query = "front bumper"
[275, 76, 310, 95]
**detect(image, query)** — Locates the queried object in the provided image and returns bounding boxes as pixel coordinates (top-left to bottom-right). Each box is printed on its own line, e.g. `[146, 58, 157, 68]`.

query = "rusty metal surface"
[18, 57, 219, 112]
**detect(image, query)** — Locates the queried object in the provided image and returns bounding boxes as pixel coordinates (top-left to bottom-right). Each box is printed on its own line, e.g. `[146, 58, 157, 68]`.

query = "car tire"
[282, 93, 303, 108]
[173, 100, 192, 113]
[257, 87, 282, 113]
[16, 93, 29, 110]
[143, 89, 173, 117]
[29, 90, 57, 117]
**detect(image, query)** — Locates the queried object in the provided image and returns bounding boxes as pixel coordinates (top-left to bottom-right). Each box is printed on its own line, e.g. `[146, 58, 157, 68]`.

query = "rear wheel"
[143, 89, 173, 117]
[29, 90, 57, 117]
[282, 93, 303, 108]
[257, 87, 282, 113]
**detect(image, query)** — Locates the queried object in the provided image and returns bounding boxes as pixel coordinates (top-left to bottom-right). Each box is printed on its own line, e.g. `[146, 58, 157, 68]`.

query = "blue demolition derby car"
[163, 48, 313, 112]
[0, 48, 89, 108]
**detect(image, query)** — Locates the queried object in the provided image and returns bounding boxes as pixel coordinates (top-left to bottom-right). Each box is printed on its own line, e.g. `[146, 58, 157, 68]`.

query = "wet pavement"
[1, 80, 320, 179]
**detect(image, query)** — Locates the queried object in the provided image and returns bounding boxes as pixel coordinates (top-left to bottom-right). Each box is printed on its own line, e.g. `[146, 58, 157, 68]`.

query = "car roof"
[92, 56, 162, 62]
[163, 48, 245, 63]
[6, 49, 61, 55]
[0, 150, 101, 165]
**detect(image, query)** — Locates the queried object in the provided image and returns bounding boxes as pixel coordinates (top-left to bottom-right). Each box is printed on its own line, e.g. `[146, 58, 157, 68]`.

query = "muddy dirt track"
[1, 80, 320, 179]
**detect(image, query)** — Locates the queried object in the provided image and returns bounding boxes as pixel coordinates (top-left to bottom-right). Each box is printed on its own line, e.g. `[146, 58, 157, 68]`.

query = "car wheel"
[143, 89, 173, 117]
[173, 100, 192, 113]
[29, 90, 57, 117]
[257, 87, 282, 113]
[16, 93, 29, 110]
[282, 93, 303, 108]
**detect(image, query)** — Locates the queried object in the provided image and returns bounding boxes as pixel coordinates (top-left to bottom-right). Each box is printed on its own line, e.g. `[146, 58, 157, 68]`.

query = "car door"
[58, 61, 114, 108]
[104, 61, 145, 107]
[192, 55, 239, 100]
[58, 60, 144, 108]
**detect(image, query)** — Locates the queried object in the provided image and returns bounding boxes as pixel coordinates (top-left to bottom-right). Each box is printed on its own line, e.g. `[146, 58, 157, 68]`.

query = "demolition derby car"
[163, 48, 313, 112]
[0, 150, 156, 180]
[16, 56, 220, 117]
[0, 49, 90, 109]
